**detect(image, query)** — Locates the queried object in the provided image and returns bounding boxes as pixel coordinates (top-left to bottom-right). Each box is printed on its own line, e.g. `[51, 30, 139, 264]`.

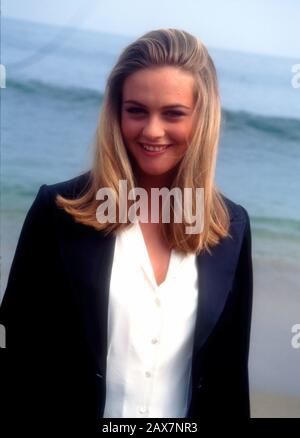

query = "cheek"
[121, 115, 140, 140]
[172, 123, 193, 144]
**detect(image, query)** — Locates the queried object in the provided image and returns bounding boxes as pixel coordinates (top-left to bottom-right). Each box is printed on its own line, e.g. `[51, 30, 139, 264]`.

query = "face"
[121, 66, 196, 185]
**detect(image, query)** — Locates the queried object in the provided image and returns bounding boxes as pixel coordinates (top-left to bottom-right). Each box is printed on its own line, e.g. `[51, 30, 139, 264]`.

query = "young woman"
[0, 28, 253, 430]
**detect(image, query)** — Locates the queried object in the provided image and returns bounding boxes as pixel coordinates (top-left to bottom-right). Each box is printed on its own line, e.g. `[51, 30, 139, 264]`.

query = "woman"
[0, 28, 253, 430]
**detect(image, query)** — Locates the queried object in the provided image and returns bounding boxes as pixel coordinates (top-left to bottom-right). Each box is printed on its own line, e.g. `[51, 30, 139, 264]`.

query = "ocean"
[1, 17, 300, 407]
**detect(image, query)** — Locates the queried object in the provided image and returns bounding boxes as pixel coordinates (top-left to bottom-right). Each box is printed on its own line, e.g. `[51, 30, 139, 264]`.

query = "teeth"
[141, 144, 169, 152]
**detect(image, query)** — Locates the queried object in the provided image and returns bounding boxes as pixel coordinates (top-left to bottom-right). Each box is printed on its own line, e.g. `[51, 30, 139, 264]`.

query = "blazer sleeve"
[0, 185, 98, 432]
[192, 207, 253, 419]
[0, 184, 55, 429]
[0, 184, 52, 336]
[225, 206, 253, 417]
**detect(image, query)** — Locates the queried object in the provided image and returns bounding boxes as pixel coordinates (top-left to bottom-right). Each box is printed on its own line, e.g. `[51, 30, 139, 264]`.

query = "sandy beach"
[251, 391, 300, 418]
[248, 255, 300, 418]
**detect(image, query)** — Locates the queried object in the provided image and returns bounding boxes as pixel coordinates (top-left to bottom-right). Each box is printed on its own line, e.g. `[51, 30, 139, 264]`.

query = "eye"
[166, 111, 185, 117]
[125, 107, 185, 117]
[125, 107, 145, 114]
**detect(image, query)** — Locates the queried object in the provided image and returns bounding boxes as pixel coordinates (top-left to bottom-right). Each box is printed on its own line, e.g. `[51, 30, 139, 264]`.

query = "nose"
[141, 115, 165, 140]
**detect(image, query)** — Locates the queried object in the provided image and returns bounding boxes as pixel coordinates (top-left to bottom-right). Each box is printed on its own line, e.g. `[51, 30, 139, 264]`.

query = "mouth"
[138, 143, 172, 155]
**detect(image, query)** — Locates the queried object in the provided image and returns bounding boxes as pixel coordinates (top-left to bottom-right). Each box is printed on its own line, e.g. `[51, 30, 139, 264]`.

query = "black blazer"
[0, 171, 253, 432]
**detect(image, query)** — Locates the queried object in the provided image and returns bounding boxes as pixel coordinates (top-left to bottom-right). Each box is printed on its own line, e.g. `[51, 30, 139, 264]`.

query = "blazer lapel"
[58, 216, 116, 375]
[191, 217, 247, 361]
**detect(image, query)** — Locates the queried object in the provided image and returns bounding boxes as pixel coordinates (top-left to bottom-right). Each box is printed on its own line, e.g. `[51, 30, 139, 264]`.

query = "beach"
[251, 391, 300, 418]
[249, 256, 300, 418]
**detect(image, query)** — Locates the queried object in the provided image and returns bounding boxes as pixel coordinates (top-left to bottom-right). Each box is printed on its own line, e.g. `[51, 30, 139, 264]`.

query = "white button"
[145, 371, 151, 378]
[154, 297, 161, 306]
[139, 406, 148, 414]
[151, 338, 159, 344]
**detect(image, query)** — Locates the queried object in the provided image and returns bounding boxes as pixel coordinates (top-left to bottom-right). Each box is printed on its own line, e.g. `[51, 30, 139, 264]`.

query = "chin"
[139, 165, 173, 177]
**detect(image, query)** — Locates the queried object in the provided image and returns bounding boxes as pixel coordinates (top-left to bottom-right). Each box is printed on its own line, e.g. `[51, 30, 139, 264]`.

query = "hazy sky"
[3, 0, 300, 58]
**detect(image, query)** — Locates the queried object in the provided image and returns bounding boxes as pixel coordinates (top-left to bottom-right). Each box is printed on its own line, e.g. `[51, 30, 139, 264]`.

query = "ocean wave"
[6, 77, 300, 140]
[251, 215, 300, 240]
[7, 77, 103, 104]
[222, 109, 300, 141]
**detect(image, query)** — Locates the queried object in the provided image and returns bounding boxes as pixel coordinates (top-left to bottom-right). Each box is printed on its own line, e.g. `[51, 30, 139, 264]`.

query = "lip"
[138, 143, 172, 156]
[139, 142, 171, 147]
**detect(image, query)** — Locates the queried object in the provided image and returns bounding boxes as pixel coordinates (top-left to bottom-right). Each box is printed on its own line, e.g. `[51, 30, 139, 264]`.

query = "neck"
[134, 169, 177, 224]
[135, 168, 177, 194]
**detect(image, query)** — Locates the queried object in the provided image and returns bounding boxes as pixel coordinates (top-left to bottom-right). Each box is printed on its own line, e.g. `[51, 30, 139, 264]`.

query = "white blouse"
[103, 220, 198, 418]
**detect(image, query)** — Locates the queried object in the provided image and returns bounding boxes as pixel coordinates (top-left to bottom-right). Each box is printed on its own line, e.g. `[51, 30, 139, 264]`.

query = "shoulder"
[220, 194, 250, 225]
[220, 194, 252, 251]
[220, 194, 252, 244]
[32, 170, 92, 209]
[24, 171, 92, 225]
[45, 170, 92, 199]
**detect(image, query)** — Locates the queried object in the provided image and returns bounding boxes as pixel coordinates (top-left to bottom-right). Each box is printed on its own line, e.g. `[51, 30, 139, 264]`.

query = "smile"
[139, 143, 171, 153]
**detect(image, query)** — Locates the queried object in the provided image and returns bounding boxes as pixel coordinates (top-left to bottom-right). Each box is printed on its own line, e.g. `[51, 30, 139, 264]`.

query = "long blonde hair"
[56, 28, 231, 255]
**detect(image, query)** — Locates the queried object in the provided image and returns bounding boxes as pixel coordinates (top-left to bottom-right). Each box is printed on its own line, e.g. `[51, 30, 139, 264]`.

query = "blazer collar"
[59, 214, 245, 375]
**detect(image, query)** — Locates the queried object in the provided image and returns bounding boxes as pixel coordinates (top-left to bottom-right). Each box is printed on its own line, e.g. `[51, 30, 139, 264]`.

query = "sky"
[3, 0, 300, 58]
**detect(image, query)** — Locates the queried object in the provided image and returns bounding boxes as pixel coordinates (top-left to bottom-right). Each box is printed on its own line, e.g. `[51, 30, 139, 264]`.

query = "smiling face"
[121, 66, 196, 187]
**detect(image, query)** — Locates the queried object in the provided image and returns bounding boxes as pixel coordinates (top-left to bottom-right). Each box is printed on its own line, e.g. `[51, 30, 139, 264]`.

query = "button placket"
[139, 288, 165, 416]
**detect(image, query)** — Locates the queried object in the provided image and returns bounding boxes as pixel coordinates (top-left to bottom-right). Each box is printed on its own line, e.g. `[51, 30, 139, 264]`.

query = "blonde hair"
[56, 28, 231, 255]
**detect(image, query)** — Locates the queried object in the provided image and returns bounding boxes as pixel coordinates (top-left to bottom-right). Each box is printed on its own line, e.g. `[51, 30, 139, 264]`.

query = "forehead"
[122, 67, 195, 107]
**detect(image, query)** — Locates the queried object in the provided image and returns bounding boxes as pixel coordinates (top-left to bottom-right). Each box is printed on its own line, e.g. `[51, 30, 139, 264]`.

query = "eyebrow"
[123, 99, 191, 110]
